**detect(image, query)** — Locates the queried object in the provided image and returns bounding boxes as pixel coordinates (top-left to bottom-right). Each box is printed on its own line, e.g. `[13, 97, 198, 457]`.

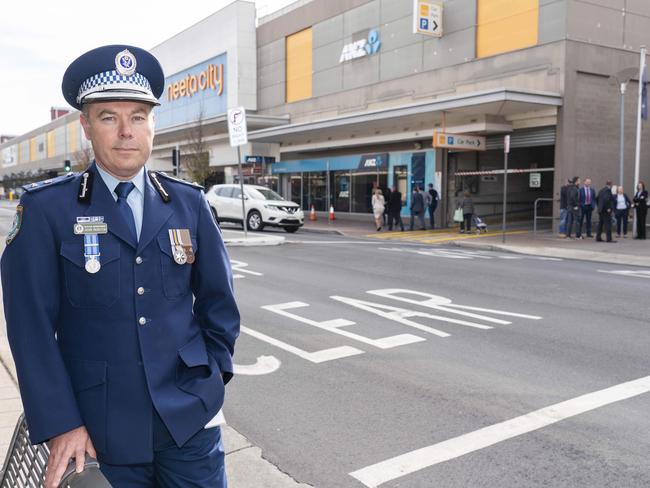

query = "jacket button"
[138, 317, 146, 326]
[137, 287, 145, 296]
[135, 256, 143, 264]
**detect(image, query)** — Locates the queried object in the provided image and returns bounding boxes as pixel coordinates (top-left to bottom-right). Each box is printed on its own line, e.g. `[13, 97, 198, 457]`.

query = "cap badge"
[115, 49, 137, 76]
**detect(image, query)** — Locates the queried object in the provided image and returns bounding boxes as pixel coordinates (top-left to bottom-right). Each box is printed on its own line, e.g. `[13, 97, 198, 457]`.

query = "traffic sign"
[432, 131, 486, 151]
[227, 107, 248, 147]
[413, 0, 443, 37]
[529, 172, 542, 188]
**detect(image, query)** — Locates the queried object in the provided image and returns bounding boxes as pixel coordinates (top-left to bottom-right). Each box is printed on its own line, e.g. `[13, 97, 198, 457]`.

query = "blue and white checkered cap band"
[77, 70, 153, 104]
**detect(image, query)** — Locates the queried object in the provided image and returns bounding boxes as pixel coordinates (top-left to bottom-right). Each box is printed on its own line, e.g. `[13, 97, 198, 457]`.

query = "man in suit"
[387, 185, 404, 231]
[559, 178, 570, 236]
[596, 180, 616, 242]
[427, 183, 439, 229]
[409, 186, 425, 231]
[1, 45, 239, 488]
[578, 177, 596, 238]
[565, 176, 580, 239]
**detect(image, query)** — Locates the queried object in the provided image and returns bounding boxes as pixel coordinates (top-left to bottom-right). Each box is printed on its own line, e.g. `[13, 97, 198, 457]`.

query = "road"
[226, 230, 650, 487]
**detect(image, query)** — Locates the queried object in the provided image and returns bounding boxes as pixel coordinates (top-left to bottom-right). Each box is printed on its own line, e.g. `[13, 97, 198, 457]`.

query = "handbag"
[453, 208, 464, 222]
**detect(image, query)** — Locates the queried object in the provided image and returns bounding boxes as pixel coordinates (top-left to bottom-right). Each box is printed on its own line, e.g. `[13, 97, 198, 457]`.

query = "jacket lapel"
[137, 177, 173, 254]
[83, 164, 138, 249]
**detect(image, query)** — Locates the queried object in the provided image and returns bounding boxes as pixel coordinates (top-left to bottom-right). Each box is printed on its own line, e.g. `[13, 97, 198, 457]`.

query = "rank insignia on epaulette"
[6, 205, 23, 245]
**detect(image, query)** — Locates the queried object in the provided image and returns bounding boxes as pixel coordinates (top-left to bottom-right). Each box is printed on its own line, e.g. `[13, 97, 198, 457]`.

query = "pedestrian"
[632, 181, 648, 239]
[372, 188, 385, 231]
[1, 45, 239, 488]
[381, 185, 391, 226]
[614, 185, 632, 238]
[387, 185, 404, 231]
[427, 183, 439, 229]
[559, 178, 571, 236]
[578, 177, 596, 238]
[458, 191, 475, 234]
[596, 180, 616, 242]
[409, 186, 425, 230]
[565, 176, 580, 239]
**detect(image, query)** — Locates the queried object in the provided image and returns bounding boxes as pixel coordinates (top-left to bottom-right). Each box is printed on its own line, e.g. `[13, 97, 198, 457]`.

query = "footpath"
[301, 212, 650, 268]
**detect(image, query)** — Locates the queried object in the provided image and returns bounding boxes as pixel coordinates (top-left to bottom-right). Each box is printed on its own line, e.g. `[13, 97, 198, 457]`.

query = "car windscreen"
[247, 188, 285, 201]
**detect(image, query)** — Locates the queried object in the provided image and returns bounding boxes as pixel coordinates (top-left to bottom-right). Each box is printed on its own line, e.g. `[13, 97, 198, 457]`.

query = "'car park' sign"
[432, 131, 486, 151]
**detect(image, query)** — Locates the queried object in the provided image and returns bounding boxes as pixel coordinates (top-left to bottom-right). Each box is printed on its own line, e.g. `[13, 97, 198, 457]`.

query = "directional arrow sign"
[413, 0, 443, 38]
[433, 131, 486, 151]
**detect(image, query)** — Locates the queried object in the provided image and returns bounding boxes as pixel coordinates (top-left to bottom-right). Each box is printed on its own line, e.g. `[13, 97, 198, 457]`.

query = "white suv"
[206, 184, 304, 233]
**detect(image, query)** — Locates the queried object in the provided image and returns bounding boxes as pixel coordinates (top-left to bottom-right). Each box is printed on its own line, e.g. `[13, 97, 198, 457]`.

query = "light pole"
[610, 67, 638, 187]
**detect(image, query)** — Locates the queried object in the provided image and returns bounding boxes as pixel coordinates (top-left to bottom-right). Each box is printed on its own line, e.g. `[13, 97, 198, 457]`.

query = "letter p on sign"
[228, 107, 248, 147]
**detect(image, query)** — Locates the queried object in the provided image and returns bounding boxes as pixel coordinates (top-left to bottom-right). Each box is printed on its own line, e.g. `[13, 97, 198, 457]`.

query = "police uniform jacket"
[1, 162, 239, 465]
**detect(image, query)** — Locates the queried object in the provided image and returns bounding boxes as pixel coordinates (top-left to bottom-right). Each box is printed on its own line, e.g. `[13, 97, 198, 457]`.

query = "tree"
[71, 145, 94, 172]
[183, 109, 212, 187]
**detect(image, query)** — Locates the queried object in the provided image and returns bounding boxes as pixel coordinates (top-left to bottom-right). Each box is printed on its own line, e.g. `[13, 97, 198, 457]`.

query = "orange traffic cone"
[309, 205, 317, 221]
[329, 205, 335, 221]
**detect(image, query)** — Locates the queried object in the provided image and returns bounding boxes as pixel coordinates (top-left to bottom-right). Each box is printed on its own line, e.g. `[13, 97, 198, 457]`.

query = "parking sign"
[413, 0, 443, 37]
[227, 107, 248, 147]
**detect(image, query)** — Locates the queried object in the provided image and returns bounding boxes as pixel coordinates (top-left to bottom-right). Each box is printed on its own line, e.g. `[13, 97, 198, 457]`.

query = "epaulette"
[22, 173, 77, 193]
[155, 171, 204, 190]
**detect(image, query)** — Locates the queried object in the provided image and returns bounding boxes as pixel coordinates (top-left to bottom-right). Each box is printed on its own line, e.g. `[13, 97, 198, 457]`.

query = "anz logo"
[339, 29, 381, 63]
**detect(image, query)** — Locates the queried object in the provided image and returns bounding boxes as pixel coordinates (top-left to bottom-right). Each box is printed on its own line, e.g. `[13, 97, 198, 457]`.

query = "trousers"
[100, 409, 226, 488]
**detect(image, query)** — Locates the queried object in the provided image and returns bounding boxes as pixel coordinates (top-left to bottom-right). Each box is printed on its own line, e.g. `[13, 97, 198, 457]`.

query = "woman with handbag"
[457, 191, 475, 233]
[372, 188, 386, 231]
[614, 185, 632, 238]
[632, 181, 648, 239]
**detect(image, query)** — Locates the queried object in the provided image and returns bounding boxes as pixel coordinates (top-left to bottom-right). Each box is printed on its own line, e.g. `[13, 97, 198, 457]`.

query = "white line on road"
[240, 325, 364, 363]
[597, 269, 650, 279]
[349, 375, 650, 487]
[233, 355, 281, 375]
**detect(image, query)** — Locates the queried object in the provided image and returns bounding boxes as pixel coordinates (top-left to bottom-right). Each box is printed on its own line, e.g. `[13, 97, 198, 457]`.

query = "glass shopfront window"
[351, 171, 387, 213]
[306, 171, 327, 211]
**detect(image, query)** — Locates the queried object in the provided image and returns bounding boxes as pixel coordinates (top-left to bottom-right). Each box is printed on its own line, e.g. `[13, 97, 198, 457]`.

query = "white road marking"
[262, 302, 424, 349]
[230, 259, 263, 276]
[598, 269, 650, 279]
[330, 296, 493, 336]
[350, 374, 650, 487]
[367, 289, 542, 322]
[233, 355, 281, 375]
[240, 325, 364, 363]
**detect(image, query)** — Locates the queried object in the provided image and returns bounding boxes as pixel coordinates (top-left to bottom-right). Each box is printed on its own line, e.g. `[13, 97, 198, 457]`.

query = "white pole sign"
[413, 0, 443, 37]
[227, 107, 248, 147]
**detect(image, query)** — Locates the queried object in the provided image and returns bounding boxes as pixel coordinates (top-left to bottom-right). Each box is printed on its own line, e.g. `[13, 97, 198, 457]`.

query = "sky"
[0, 0, 297, 137]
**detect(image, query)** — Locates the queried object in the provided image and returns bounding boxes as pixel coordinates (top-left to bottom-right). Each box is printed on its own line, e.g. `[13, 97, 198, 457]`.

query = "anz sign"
[339, 29, 381, 63]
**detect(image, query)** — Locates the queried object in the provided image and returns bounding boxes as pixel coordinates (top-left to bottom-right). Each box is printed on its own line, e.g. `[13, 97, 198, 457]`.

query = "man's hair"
[606, 180, 613, 186]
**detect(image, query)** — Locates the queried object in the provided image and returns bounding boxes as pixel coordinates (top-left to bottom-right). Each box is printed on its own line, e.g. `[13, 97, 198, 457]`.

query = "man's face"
[584, 178, 591, 187]
[80, 101, 155, 179]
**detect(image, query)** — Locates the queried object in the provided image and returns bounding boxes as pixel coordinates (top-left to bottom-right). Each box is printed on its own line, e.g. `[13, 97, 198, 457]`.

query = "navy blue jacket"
[579, 187, 596, 209]
[1, 163, 239, 465]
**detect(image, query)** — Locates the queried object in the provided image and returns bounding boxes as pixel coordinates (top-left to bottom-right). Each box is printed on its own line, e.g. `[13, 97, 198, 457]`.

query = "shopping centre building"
[2, 0, 649, 225]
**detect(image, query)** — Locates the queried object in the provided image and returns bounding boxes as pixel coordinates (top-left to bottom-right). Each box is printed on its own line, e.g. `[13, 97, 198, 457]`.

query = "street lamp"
[609, 67, 638, 186]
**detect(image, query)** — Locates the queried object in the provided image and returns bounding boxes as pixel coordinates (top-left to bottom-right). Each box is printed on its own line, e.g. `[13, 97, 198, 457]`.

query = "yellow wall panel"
[47, 131, 56, 158]
[477, 0, 538, 58]
[30, 138, 37, 162]
[68, 122, 78, 154]
[286, 28, 313, 103]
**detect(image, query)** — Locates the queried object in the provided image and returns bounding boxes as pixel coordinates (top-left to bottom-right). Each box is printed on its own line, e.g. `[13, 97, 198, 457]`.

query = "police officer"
[1, 45, 240, 487]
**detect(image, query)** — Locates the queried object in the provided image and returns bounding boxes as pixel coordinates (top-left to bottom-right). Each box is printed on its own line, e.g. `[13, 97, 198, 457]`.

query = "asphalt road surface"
[226, 230, 650, 488]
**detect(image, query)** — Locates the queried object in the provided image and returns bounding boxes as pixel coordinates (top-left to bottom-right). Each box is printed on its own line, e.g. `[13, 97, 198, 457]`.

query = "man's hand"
[45, 426, 96, 488]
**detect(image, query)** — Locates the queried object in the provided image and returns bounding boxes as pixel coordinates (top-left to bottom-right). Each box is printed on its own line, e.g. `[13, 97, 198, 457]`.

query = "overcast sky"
[0, 0, 296, 136]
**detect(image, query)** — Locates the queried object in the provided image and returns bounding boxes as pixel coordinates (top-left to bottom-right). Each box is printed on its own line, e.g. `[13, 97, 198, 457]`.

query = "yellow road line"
[366, 230, 527, 244]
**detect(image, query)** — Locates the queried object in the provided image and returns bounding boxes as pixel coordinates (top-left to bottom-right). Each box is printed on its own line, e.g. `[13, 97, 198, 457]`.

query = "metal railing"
[533, 198, 555, 235]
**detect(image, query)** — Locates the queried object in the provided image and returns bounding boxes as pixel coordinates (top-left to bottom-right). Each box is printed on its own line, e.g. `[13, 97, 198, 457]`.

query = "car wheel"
[246, 210, 264, 231]
[210, 206, 220, 224]
[284, 226, 299, 233]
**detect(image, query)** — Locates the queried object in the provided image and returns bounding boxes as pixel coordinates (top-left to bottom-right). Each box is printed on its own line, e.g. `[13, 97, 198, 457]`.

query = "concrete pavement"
[302, 214, 650, 267]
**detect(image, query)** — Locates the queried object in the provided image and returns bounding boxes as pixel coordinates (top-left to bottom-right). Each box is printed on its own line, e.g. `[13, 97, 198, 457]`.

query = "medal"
[168, 229, 194, 265]
[77, 217, 104, 274]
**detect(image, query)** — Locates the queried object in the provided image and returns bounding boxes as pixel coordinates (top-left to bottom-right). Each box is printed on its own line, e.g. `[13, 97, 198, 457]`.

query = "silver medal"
[85, 257, 101, 274]
[173, 248, 187, 265]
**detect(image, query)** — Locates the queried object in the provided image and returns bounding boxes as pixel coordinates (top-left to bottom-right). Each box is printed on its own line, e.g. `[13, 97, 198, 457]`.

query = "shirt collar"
[95, 162, 146, 198]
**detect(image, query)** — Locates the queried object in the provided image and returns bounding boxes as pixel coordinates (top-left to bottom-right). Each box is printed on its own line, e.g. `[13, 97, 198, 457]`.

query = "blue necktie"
[114, 182, 137, 242]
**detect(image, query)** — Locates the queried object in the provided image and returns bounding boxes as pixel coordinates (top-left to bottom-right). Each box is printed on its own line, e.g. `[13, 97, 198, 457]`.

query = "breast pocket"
[157, 234, 198, 300]
[60, 240, 121, 308]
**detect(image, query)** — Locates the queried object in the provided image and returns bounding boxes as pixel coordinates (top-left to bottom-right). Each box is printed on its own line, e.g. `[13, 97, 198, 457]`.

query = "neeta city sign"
[339, 29, 381, 63]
